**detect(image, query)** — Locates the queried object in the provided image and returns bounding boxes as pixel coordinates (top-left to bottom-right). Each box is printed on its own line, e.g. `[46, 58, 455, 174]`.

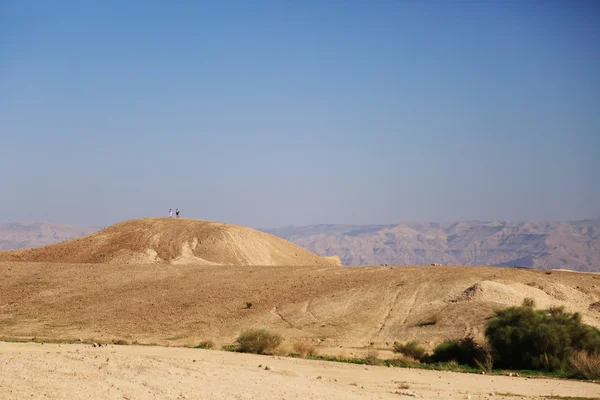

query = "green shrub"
[236, 329, 282, 355]
[485, 299, 600, 371]
[393, 341, 427, 361]
[429, 337, 489, 367]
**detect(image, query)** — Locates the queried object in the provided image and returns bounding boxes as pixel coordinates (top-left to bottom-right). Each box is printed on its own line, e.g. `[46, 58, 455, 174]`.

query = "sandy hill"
[0, 218, 340, 266]
[1, 262, 599, 352]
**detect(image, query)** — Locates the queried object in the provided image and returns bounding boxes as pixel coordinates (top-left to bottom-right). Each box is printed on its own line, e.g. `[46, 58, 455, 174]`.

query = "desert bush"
[429, 337, 489, 367]
[570, 351, 600, 379]
[293, 341, 317, 357]
[474, 346, 494, 373]
[485, 299, 600, 371]
[393, 341, 427, 361]
[389, 354, 421, 365]
[236, 329, 282, 355]
[195, 340, 215, 349]
[363, 348, 380, 365]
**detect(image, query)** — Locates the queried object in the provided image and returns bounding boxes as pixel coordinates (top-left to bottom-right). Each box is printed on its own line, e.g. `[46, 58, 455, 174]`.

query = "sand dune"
[0, 218, 339, 266]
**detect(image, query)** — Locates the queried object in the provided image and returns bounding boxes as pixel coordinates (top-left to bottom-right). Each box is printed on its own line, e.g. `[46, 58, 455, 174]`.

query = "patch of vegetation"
[221, 344, 237, 352]
[245, 302, 253, 309]
[393, 341, 427, 361]
[569, 351, 600, 380]
[309, 354, 366, 365]
[195, 340, 215, 350]
[485, 299, 600, 371]
[293, 341, 317, 357]
[363, 348, 380, 365]
[112, 339, 129, 345]
[429, 336, 489, 367]
[236, 329, 282, 355]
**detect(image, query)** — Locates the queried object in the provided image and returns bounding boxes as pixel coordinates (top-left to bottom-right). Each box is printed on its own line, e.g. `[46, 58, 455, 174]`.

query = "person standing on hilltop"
[169, 208, 173, 218]
[176, 208, 180, 218]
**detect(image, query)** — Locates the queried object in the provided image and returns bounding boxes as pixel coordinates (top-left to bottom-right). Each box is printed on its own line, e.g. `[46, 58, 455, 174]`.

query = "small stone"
[316, 376, 322, 380]
[489, 393, 495, 396]
[481, 371, 485, 375]
[258, 364, 262, 368]
[264, 366, 271, 370]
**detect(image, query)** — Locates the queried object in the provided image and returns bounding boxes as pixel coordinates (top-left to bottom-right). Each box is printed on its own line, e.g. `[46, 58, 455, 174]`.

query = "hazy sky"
[1, 1, 599, 228]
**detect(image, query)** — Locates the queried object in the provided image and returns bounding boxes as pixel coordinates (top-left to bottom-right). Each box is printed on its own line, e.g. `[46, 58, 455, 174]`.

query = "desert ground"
[1, 218, 599, 398]
[2, 262, 599, 348]
[2, 342, 599, 400]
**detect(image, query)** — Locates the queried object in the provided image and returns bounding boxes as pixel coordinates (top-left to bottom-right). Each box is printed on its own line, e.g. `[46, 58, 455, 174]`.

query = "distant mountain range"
[0, 222, 98, 250]
[1, 218, 599, 271]
[264, 218, 600, 272]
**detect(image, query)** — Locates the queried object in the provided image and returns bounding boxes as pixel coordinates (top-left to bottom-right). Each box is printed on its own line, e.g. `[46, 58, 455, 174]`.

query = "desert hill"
[1, 262, 599, 351]
[0, 218, 340, 266]
[265, 218, 600, 271]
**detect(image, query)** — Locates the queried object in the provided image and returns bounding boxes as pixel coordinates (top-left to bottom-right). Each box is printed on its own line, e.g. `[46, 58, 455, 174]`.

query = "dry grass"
[195, 340, 215, 350]
[570, 351, 600, 379]
[363, 348, 380, 365]
[293, 341, 318, 357]
[474, 350, 494, 373]
[391, 354, 421, 364]
[393, 341, 427, 360]
[236, 329, 282, 355]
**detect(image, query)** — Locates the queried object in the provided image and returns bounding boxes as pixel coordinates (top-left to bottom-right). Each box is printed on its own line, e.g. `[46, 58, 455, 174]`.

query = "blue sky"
[1, 1, 599, 227]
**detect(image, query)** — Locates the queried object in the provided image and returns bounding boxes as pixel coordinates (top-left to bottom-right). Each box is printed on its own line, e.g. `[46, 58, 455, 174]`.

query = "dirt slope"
[0, 218, 339, 266]
[1, 263, 599, 351]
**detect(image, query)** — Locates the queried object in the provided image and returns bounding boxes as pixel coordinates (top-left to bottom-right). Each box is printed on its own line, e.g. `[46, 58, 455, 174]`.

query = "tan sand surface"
[1, 342, 598, 400]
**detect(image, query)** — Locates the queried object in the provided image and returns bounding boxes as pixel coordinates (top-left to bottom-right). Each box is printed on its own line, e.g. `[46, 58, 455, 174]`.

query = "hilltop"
[0, 218, 339, 266]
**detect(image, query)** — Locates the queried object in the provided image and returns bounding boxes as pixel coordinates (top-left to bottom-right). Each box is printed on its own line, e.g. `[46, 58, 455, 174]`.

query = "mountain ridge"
[1, 218, 598, 271]
[263, 218, 600, 271]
